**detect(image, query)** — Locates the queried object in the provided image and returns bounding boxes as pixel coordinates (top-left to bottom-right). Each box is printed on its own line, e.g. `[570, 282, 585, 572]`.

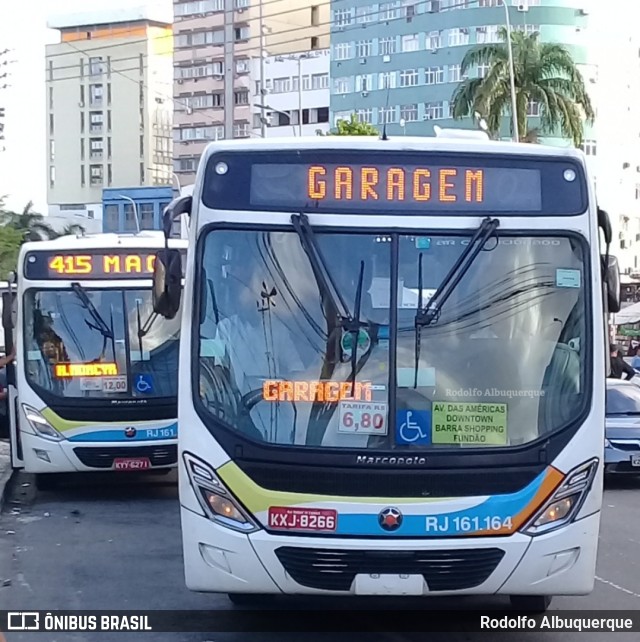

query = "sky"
[0, 0, 169, 215]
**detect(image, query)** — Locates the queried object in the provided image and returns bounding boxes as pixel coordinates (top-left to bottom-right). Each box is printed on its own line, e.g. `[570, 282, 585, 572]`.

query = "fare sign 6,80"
[267, 507, 338, 532]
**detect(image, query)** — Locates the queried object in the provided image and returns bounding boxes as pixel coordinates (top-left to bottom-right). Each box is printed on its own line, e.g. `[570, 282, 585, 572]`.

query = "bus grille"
[274, 547, 505, 592]
[72, 445, 177, 468]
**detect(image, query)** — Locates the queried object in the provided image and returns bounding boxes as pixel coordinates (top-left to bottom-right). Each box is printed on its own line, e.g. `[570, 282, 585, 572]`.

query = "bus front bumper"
[19, 431, 178, 474]
[181, 506, 599, 597]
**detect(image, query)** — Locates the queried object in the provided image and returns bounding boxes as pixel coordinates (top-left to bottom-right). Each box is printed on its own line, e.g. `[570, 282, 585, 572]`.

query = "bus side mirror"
[598, 207, 613, 246]
[162, 195, 192, 239]
[603, 254, 621, 313]
[152, 248, 182, 319]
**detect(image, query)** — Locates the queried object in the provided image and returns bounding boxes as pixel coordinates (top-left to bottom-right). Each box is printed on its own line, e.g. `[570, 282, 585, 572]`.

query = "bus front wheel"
[509, 595, 552, 612]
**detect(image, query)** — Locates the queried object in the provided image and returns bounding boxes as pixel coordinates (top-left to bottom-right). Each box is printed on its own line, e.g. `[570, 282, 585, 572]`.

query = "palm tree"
[450, 28, 594, 147]
[0, 198, 84, 241]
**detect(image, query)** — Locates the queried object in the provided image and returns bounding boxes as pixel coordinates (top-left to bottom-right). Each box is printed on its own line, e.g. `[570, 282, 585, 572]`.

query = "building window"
[582, 139, 597, 156]
[334, 77, 351, 93]
[399, 69, 419, 87]
[379, 37, 396, 57]
[333, 8, 353, 27]
[400, 104, 418, 122]
[49, 113, 54, 135]
[233, 122, 250, 138]
[90, 164, 103, 186]
[89, 84, 103, 106]
[311, 73, 329, 89]
[355, 74, 373, 92]
[49, 140, 55, 162]
[526, 99, 540, 117]
[49, 86, 53, 110]
[89, 138, 103, 160]
[425, 66, 445, 85]
[124, 203, 137, 231]
[48, 60, 53, 81]
[175, 61, 224, 79]
[234, 90, 249, 105]
[88, 111, 103, 134]
[379, 2, 400, 21]
[378, 106, 397, 124]
[107, 164, 112, 186]
[357, 108, 373, 124]
[311, 5, 319, 26]
[333, 43, 353, 61]
[476, 25, 500, 44]
[89, 56, 104, 76]
[174, 157, 199, 173]
[140, 203, 155, 230]
[477, 63, 491, 78]
[81, 165, 86, 187]
[356, 40, 373, 58]
[140, 163, 145, 184]
[449, 64, 462, 83]
[402, 34, 419, 52]
[80, 139, 85, 161]
[180, 93, 223, 110]
[176, 125, 224, 141]
[104, 204, 118, 232]
[273, 77, 291, 93]
[357, 6, 375, 23]
[235, 59, 249, 74]
[379, 72, 397, 90]
[234, 26, 250, 41]
[478, 0, 501, 6]
[426, 30, 442, 50]
[49, 166, 55, 188]
[311, 36, 319, 50]
[448, 28, 470, 47]
[425, 101, 445, 120]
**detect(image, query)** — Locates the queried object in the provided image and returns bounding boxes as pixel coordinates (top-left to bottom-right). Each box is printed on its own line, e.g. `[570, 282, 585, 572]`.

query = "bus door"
[2, 286, 23, 468]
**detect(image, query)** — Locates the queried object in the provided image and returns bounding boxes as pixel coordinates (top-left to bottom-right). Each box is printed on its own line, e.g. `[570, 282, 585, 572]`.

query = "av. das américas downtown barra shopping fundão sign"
[1, 610, 639, 633]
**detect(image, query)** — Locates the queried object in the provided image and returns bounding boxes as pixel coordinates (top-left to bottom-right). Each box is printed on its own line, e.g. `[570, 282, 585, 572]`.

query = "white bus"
[151, 134, 620, 611]
[2, 231, 187, 489]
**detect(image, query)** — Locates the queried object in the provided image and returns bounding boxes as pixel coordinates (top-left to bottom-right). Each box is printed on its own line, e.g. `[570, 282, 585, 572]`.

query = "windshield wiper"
[412, 217, 499, 388]
[291, 214, 368, 385]
[71, 282, 114, 339]
[135, 299, 159, 357]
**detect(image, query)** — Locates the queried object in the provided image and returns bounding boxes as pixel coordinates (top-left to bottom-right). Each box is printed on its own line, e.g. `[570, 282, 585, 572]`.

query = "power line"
[43, 0, 324, 58]
[45, 0, 492, 83]
[45, 0, 494, 61]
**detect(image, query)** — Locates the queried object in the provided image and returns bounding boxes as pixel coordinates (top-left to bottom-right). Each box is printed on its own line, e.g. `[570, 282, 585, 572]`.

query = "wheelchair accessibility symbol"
[135, 374, 154, 394]
[396, 410, 431, 445]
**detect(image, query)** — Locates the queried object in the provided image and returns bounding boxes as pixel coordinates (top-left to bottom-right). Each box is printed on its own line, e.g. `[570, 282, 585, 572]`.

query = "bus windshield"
[196, 228, 589, 450]
[24, 288, 180, 401]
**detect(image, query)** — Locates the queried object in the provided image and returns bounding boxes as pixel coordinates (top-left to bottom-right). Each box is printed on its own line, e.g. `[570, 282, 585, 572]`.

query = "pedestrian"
[0, 346, 16, 401]
[609, 343, 636, 381]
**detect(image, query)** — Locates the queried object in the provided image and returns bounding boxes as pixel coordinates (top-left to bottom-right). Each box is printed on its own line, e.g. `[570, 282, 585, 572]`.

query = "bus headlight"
[22, 404, 64, 442]
[183, 452, 260, 533]
[522, 458, 599, 536]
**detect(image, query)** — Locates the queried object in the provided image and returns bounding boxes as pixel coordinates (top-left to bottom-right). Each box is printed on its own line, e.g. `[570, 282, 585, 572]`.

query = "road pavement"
[1, 471, 639, 641]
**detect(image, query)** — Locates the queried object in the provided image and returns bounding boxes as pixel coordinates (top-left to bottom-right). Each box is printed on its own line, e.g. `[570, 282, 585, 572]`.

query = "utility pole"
[259, 0, 267, 138]
[223, 0, 234, 140]
[0, 48, 12, 153]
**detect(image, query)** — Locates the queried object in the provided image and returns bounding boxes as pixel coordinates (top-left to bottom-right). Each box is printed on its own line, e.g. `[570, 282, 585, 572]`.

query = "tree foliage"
[450, 28, 594, 147]
[318, 113, 380, 136]
[0, 197, 85, 277]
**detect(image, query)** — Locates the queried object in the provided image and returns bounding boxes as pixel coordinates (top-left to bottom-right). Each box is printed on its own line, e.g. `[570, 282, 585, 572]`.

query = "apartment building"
[329, 0, 589, 139]
[173, 0, 329, 182]
[46, 6, 174, 222]
[251, 49, 330, 137]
